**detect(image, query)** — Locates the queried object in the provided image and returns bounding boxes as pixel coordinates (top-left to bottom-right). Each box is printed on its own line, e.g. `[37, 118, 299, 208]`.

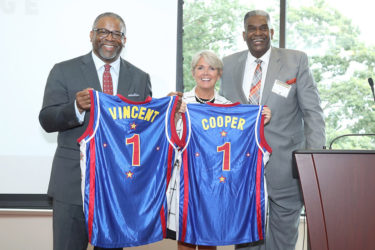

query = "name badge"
[272, 80, 291, 98]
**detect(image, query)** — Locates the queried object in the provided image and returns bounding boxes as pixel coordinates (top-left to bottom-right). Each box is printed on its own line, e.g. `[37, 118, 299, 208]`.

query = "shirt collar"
[247, 46, 272, 65]
[91, 51, 121, 74]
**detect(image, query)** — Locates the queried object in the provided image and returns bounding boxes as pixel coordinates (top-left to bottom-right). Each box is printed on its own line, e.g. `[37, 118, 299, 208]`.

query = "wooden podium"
[293, 150, 375, 250]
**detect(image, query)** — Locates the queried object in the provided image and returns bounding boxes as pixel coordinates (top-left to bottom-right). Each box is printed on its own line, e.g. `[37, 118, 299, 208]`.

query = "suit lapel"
[235, 51, 249, 103]
[81, 53, 101, 91]
[261, 47, 282, 105]
[117, 59, 131, 96]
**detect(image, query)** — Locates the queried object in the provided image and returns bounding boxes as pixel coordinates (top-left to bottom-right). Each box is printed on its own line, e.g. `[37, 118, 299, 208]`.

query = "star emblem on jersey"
[130, 122, 137, 130]
[195, 152, 200, 157]
[220, 130, 227, 137]
[126, 170, 134, 178]
[219, 175, 226, 183]
[103, 143, 107, 147]
[156, 146, 160, 151]
[246, 152, 251, 157]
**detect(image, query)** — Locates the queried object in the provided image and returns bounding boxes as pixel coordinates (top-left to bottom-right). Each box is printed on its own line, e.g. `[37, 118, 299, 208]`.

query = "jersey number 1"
[126, 134, 140, 166]
[217, 142, 231, 171]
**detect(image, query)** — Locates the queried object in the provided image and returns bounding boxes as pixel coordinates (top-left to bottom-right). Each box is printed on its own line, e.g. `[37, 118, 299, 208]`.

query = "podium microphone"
[328, 79, 375, 149]
[368, 78, 375, 102]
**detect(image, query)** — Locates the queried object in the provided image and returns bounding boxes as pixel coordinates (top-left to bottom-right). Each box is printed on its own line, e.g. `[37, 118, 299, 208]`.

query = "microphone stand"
[368, 78, 375, 103]
[329, 133, 375, 149]
[328, 79, 375, 150]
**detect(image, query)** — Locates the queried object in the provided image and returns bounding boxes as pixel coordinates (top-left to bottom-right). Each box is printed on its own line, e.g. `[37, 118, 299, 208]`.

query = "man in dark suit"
[220, 10, 325, 250]
[39, 12, 151, 250]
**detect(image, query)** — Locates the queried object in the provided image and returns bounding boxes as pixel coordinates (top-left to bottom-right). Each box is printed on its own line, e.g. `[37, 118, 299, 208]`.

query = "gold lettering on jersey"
[217, 116, 223, 127]
[131, 106, 139, 119]
[109, 108, 117, 120]
[108, 106, 160, 123]
[138, 107, 147, 120]
[118, 106, 123, 119]
[202, 116, 245, 130]
[151, 111, 160, 122]
[231, 117, 238, 129]
[123, 106, 130, 119]
[237, 118, 245, 130]
[144, 109, 154, 121]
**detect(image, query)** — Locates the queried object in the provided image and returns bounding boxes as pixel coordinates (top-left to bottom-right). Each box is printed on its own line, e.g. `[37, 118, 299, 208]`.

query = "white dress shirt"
[242, 47, 271, 103]
[75, 52, 121, 122]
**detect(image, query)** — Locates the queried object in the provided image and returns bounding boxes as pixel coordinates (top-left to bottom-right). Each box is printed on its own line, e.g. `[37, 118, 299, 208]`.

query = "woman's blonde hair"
[191, 50, 223, 72]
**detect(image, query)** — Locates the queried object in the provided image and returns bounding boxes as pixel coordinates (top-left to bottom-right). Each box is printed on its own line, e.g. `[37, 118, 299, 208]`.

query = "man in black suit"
[39, 12, 151, 250]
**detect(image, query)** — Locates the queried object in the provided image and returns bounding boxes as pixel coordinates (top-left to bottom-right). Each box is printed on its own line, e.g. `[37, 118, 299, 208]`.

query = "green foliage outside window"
[183, 0, 375, 149]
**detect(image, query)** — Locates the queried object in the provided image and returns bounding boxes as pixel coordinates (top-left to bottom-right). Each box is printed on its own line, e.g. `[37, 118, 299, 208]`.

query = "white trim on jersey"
[80, 142, 87, 207]
[165, 96, 180, 152]
[86, 91, 101, 143]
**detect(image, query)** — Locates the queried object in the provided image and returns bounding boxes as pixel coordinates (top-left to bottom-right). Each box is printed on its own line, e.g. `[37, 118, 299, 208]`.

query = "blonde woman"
[167, 50, 271, 250]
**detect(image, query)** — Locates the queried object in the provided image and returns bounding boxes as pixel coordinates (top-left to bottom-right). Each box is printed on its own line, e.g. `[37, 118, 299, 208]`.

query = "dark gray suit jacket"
[220, 48, 325, 190]
[39, 52, 152, 205]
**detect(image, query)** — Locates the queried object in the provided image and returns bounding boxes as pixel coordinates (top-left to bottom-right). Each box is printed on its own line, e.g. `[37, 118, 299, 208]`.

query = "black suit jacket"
[39, 52, 152, 204]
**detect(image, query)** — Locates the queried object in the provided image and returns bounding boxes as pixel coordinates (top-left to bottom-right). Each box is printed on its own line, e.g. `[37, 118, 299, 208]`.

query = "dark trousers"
[52, 199, 121, 250]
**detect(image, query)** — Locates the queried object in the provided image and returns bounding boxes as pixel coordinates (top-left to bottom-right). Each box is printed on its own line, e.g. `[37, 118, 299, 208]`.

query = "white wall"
[0, 0, 177, 193]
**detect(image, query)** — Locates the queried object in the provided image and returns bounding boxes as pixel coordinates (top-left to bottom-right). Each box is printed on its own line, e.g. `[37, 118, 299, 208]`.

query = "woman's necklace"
[195, 94, 215, 104]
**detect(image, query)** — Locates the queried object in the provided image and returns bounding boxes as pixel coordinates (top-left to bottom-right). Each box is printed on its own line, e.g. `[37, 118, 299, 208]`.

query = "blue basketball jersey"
[176, 102, 272, 246]
[78, 90, 179, 248]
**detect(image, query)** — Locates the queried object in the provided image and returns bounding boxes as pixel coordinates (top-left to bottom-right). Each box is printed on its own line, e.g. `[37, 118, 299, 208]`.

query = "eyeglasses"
[93, 28, 124, 40]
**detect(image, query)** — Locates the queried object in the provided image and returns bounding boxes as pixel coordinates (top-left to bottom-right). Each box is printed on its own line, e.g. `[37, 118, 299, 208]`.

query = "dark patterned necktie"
[103, 64, 113, 95]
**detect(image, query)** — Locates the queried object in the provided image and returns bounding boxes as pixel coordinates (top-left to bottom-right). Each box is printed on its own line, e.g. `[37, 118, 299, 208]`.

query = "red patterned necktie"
[103, 64, 113, 95]
[249, 59, 262, 104]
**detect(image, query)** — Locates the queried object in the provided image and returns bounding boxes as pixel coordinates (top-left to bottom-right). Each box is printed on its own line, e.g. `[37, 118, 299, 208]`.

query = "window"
[182, 0, 375, 149]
